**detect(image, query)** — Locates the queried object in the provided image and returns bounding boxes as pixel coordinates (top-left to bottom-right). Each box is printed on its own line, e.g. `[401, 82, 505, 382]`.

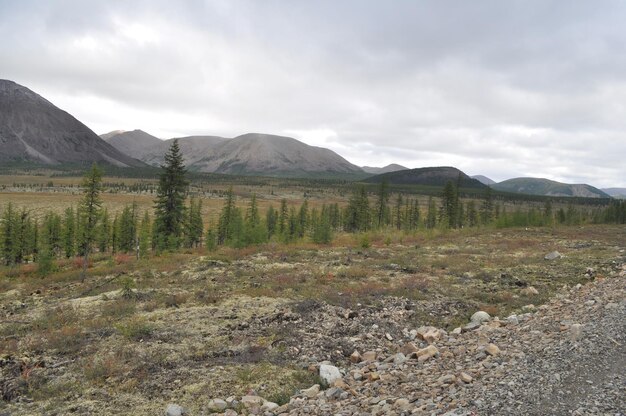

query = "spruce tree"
[217, 187, 236, 245]
[374, 181, 390, 229]
[153, 140, 189, 250]
[139, 211, 151, 258]
[79, 163, 103, 280]
[62, 207, 76, 258]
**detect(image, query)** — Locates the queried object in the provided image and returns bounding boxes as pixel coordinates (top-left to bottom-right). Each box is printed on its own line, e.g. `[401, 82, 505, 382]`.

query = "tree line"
[1, 141, 625, 271]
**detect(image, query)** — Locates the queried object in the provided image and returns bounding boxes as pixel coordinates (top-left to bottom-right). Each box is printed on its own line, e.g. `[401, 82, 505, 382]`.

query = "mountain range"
[0, 80, 621, 196]
[102, 130, 363, 176]
[0, 80, 143, 167]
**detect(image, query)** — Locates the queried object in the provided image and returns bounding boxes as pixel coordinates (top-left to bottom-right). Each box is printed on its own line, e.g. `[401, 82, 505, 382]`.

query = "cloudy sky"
[1, 1, 625, 187]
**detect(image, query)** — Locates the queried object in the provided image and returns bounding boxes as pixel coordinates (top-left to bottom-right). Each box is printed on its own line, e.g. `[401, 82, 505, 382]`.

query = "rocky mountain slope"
[363, 166, 487, 189]
[471, 174, 496, 185]
[493, 177, 610, 198]
[361, 164, 409, 175]
[191, 133, 363, 175]
[102, 129, 165, 161]
[0, 80, 143, 167]
[106, 130, 363, 176]
[603, 188, 626, 199]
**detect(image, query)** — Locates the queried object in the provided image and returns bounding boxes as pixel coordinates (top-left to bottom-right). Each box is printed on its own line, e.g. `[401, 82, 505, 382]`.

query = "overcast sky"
[1, 1, 625, 187]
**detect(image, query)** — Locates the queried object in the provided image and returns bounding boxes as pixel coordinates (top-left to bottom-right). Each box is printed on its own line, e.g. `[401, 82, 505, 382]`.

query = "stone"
[325, 387, 344, 399]
[522, 286, 539, 296]
[438, 374, 456, 384]
[319, 364, 342, 385]
[241, 395, 264, 408]
[393, 352, 407, 365]
[451, 327, 462, 335]
[545, 251, 562, 260]
[471, 311, 491, 324]
[350, 350, 362, 363]
[362, 351, 377, 361]
[261, 401, 279, 411]
[605, 302, 619, 309]
[570, 323, 583, 340]
[423, 328, 442, 344]
[165, 404, 186, 416]
[368, 372, 380, 381]
[459, 372, 473, 383]
[302, 384, 320, 398]
[394, 398, 411, 410]
[485, 343, 501, 356]
[385, 332, 393, 341]
[506, 314, 519, 325]
[400, 342, 419, 355]
[416, 345, 439, 362]
[207, 398, 227, 411]
[462, 321, 481, 332]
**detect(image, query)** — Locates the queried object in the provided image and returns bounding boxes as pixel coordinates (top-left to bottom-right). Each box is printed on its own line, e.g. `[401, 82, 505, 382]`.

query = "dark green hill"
[363, 166, 487, 189]
[493, 177, 610, 198]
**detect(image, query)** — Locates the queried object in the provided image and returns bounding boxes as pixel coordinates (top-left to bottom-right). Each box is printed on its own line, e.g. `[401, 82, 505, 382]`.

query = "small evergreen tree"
[139, 211, 151, 258]
[79, 163, 103, 280]
[62, 207, 76, 258]
[153, 140, 189, 250]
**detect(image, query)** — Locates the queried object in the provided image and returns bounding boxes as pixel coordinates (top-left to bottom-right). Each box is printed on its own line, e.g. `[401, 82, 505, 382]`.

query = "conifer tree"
[62, 207, 76, 258]
[426, 197, 437, 229]
[344, 186, 370, 232]
[394, 193, 403, 230]
[278, 199, 288, 235]
[184, 198, 204, 248]
[374, 181, 389, 228]
[79, 163, 103, 280]
[217, 187, 236, 245]
[153, 140, 188, 250]
[139, 211, 151, 258]
[97, 208, 111, 253]
[481, 186, 494, 225]
[266, 205, 277, 238]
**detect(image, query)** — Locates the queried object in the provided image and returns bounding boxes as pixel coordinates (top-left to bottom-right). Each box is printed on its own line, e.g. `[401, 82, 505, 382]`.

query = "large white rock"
[471, 311, 491, 324]
[165, 404, 186, 416]
[544, 251, 562, 260]
[319, 364, 342, 385]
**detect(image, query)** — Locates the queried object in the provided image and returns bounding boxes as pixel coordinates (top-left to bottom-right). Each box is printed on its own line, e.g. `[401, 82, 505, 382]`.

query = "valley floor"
[0, 225, 624, 415]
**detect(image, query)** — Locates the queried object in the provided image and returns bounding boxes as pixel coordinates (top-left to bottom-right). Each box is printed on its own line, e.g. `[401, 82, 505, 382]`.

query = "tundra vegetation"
[0, 147, 624, 414]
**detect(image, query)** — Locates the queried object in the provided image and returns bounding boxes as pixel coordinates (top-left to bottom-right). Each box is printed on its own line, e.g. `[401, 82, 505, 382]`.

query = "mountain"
[100, 130, 126, 141]
[493, 178, 611, 198]
[165, 136, 227, 166]
[362, 164, 409, 174]
[471, 175, 496, 185]
[190, 133, 363, 175]
[0, 80, 144, 167]
[601, 188, 626, 199]
[105, 131, 363, 177]
[102, 129, 165, 161]
[363, 166, 487, 189]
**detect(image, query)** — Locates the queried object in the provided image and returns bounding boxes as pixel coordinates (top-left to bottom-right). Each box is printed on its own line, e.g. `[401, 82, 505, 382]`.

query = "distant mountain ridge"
[0, 80, 144, 167]
[601, 188, 626, 199]
[471, 175, 496, 185]
[362, 164, 408, 174]
[363, 166, 487, 189]
[103, 130, 363, 177]
[493, 177, 610, 198]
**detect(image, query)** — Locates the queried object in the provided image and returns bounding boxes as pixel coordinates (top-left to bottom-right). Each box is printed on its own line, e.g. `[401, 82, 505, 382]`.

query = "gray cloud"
[1, 0, 625, 187]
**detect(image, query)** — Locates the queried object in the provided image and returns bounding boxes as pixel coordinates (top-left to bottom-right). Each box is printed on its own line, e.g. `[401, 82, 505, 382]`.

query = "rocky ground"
[0, 226, 624, 415]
